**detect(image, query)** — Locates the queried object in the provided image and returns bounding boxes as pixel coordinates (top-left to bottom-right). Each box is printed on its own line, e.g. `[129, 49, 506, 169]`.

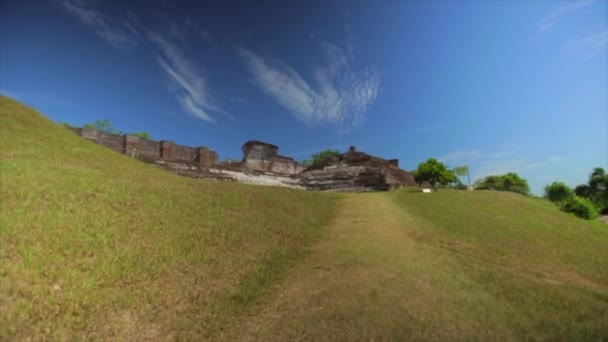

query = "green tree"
[544, 181, 574, 204]
[475, 173, 529, 195]
[86, 119, 122, 135]
[501, 172, 530, 195]
[575, 167, 608, 213]
[413, 158, 455, 189]
[307, 149, 341, 166]
[574, 184, 590, 198]
[133, 131, 151, 140]
[562, 196, 599, 220]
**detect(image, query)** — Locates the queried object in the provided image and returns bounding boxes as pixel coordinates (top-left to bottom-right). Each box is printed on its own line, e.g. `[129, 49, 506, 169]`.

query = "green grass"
[0, 96, 338, 339]
[2, 95, 607, 340]
[388, 189, 608, 339]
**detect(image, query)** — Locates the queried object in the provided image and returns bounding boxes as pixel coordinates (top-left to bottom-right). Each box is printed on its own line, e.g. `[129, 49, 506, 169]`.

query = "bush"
[133, 131, 151, 140]
[475, 172, 530, 195]
[86, 119, 122, 135]
[305, 149, 341, 167]
[573, 168, 608, 213]
[544, 181, 573, 204]
[562, 196, 599, 220]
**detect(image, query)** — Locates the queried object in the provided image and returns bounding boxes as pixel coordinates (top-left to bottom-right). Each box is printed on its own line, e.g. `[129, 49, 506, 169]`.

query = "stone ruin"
[68, 127, 416, 191]
[297, 145, 416, 191]
[242, 141, 306, 175]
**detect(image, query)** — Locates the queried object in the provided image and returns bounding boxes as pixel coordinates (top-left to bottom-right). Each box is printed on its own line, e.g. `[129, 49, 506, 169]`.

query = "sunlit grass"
[0, 96, 338, 339]
[388, 189, 608, 339]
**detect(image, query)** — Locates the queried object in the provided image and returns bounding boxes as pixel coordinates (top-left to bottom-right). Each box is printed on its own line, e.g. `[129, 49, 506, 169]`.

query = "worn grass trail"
[226, 192, 608, 341]
[226, 193, 454, 341]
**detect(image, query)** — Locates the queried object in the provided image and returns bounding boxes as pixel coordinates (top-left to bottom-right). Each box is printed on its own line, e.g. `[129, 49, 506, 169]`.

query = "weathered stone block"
[124, 134, 140, 158]
[196, 146, 218, 166]
[160, 140, 173, 160]
[81, 127, 98, 141]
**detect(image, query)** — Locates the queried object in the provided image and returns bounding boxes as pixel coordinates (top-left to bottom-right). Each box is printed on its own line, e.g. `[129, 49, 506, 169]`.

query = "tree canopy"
[85, 119, 122, 135]
[574, 167, 608, 213]
[412, 158, 455, 189]
[303, 149, 341, 167]
[133, 131, 152, 140]
[544, 181, 573, 203]
[475, 172, 530, 195]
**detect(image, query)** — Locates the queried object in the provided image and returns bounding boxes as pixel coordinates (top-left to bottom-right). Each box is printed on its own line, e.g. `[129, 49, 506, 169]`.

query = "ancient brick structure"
[69, 129, 415, 191]
[297, 146, 416, 191]
[74, 128, 218, 166]
[242, 140, 305, 175]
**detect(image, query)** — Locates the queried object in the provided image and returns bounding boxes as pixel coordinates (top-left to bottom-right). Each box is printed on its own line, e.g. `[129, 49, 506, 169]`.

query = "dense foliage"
[303, 149, 341, 167]
[579, 167, 608, 213]
[543, 167, 607, 220]
[562, 196, 599, 220]
[85, 119, 122, 135]
[475, 172, 530, 195]
[412, 158, 455, 189]
[544, 181, 574, 204]
[83, 119, 151, 140]
[133, 131, 152, 140]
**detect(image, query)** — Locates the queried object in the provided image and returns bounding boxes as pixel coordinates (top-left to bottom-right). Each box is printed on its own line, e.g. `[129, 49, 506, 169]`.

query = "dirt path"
[221, 192, 465, 341]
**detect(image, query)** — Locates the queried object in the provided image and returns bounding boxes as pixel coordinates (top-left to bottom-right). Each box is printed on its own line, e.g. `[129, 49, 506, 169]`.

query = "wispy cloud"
[538, 0, 596, 32]
[60, 0, 140, 50]
[440, 145, 565, 184]
[571, 29, 608, 58]
[149, 32, 222, 123]
[440, 149, 483, 163]
[0, 89, 21, 100]
[0, 89, 74, 107]
[238, 42, 380, 130]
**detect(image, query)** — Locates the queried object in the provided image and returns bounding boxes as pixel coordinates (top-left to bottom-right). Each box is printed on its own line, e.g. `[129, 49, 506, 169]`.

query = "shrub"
[133, 131, 151, 140]
[86, 119, 122, 135]
[562, 196, 599, 220]
[544, 181, 573, 204]
[574, 168, 608, 213]
[475, 172, 530, 195]
[306, 149, 341, 167]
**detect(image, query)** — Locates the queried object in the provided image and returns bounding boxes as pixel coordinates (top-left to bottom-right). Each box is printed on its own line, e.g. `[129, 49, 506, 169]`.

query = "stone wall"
[72, 128, 218, 166]
[242, 140, 304, 175]
[69, 129, 414, 191]
[297, 147, 416, 190]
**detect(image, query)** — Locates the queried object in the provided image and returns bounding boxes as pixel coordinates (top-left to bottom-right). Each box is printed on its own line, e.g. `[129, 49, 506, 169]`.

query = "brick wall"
[74, 128, 217, 166]
[96, 131, 124, 153]
[137, 139, 161, 161]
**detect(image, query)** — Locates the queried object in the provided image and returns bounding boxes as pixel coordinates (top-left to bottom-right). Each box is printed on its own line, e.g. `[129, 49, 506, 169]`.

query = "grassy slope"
[1, 95, 607, 340]
[0, 96, 337, 339]
[224, 191, 607, 340]
[389, 190, 608, 339]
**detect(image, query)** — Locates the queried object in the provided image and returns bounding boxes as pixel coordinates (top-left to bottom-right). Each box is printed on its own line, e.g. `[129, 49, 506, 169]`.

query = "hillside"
[0, 96, 338, 339]
[1, 95, 607, 340]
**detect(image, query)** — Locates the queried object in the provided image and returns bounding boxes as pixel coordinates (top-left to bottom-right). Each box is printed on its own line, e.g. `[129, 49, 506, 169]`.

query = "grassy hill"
[0, 96, 338, 339]
[1, 95, 607, 340]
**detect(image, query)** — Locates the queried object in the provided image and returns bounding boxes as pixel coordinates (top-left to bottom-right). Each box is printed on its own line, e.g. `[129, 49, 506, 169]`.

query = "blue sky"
[1, 0, 606, 194]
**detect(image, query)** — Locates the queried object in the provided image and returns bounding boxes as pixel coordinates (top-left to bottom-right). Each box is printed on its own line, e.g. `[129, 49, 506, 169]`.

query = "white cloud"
[439, 149, 483, 163]
[439, 145, 567, 185]
[60, 0, 140, 50]
[238, 42, 380, 130]
[538, 0, 596, 32]
[149, 32, 222, 123]
[571, 29, 608, 58]
[0, 89, 21, 99]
